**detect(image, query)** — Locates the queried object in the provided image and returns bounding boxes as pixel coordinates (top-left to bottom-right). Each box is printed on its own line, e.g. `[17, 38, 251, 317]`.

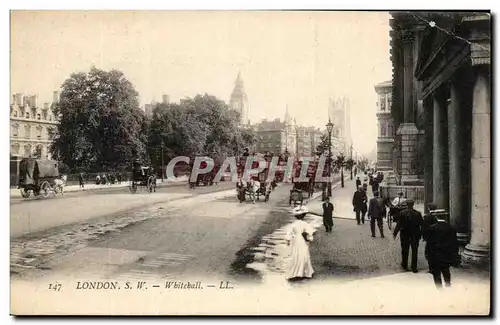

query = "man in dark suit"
[368, 191, 385, 238]
[352, 186, 368, 225]
[426, 213, 459, 288]
[423, 203, 439, 273]
[393, 199, 424, 272]
[356, 176, 362, 189]
[322, 197, 334, 233]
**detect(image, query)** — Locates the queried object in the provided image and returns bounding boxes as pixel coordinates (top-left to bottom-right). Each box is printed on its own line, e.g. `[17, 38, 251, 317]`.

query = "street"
[11, 176, 489, 315]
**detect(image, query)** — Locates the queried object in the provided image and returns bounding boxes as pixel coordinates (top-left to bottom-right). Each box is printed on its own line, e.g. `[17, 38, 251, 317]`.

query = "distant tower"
[229, 72, 249, 124]
[328, 96, 352, 154]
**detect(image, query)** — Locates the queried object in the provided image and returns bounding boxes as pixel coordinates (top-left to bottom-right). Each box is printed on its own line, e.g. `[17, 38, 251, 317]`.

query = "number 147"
[48, 283, 62, 291]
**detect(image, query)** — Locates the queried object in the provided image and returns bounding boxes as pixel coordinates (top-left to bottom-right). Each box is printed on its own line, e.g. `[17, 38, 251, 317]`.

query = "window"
[380, 96, 386, 111]
[36, 126, 42, 140]
[381, 123, 387, 137]
[24, 125, 31, 139]
[47, 128, 54, 140]
[37, 114, 41, 120]
[11, 124, 19, 137]
[13, 111, 18, 117]
[388, 96, 392, 111]
[43, 112, 47, 120]
[11, 143, 20, 156]
[26, 112, 30, 119]
[23, 144, 32, 158]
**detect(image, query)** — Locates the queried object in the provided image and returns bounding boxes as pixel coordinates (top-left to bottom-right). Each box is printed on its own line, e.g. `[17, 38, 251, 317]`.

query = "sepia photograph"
[8, 8, 491, 316]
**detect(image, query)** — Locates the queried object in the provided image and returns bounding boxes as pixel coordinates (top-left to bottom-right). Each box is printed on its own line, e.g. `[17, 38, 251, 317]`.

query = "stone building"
[375, 81, 395, 171]
[144, 94, 170, 118]
[388, 12, 490, 265]
[229, 72, 250, 125]
[10, 91, 59, 159]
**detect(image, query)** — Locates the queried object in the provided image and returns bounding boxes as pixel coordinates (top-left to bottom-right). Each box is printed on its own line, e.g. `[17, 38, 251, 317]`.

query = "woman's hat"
[292, 205, 309, 216]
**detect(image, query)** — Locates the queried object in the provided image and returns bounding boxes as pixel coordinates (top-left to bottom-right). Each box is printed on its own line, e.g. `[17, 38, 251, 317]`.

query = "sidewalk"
[10, 176, 190, 198]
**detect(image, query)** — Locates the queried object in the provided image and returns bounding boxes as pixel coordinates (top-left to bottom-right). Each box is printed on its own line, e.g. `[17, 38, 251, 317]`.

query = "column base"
[462, 243, 490, 266]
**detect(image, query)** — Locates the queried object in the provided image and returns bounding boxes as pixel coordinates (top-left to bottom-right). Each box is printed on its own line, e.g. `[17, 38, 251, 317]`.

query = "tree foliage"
[50, 67, 147, 172]
[147, 94, 256, 166]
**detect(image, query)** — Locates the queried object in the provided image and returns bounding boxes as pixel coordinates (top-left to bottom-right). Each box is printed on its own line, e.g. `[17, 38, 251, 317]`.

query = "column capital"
[400, 30, 415, 44]
[471, 41, 491, 66]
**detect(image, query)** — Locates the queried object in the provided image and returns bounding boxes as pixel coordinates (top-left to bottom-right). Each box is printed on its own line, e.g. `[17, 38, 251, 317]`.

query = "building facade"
[10, 91, 59, 159]
[388, 12, 491, 265]
[375, 80, 395, 171]
[229, 72, 250, 125]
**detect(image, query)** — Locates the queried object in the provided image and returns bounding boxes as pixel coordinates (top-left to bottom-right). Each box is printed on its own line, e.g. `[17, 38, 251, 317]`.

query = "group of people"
[284, 174, 460, 289]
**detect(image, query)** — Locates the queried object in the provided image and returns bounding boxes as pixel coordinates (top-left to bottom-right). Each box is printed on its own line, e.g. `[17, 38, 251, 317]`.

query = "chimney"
[162, 94, 170, 105]
[31, 95, 38, 108]
[15, 94, 22, 106]
[53, 91, 59, 103]
[43, 103, 49, 110]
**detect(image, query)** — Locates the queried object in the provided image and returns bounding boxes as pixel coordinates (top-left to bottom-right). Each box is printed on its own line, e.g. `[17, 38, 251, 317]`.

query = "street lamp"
[326, 120, 334, 197]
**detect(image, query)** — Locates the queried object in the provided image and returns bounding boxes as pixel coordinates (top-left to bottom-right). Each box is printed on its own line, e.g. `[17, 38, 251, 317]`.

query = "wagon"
[18, 158, 63, 198]
[129, 161, 156, 193]
[236, 154, 271, 203]
[289, 188, 304, 207]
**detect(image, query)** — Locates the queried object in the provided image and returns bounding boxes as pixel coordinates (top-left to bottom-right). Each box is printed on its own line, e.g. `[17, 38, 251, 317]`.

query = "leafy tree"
[50, 67, 147, 172]
[147, 94, 257, 166]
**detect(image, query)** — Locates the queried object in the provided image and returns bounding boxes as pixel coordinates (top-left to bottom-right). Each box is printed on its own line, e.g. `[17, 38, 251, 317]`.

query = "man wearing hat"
[422, 203, 439, 273]
[352, 185, 368, 225]
[356, 176, 362, 189]
[393, 199, 424, 272]
[368, 191, 386, 237]
[425, 211, 459, 288]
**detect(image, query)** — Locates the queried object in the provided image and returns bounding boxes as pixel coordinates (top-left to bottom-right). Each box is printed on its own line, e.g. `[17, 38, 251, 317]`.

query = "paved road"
[11, 183, 298, 283]
[10, 182, 236, 237]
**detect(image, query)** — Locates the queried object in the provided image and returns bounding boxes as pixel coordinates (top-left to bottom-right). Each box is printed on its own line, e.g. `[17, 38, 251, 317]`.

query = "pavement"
[9, 175, 490, 315]
[10, 175, 190, 198]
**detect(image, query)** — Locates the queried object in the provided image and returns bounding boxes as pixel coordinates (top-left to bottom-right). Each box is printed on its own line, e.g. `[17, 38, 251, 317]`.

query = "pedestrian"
[426, 211, 459, 288]
[423, 203, 439, 273]
[78, 172, 85, 189]
[368, 191, 385, 238]
[393, 199, 424, 273]
[322, 197, 334, 233]
[285, 205, 316, 281]
[356, 176, 361, 189]
[352, 186, 368, 225]
[372, 177, 380, 193]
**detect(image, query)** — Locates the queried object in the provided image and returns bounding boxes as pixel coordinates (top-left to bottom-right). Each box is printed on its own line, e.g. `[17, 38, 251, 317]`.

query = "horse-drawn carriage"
[129, 160, 157, 193]
[188, 157, 223, 188]
[18, 158, 64, 198]
[290, 158, 319, 199]
[236, 154, 272, 203]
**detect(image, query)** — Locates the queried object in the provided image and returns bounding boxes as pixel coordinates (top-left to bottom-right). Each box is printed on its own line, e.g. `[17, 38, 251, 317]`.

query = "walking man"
[78, 172, 85, 189]
[426, 212, 459, 288]
[356, 176, 361, 189]
[393, 199, 424, 273]
[368, 191, 385, 238]
[322, 197, 334, 233]
[423, 203, 439, 273]
[352, 186, 368, 225]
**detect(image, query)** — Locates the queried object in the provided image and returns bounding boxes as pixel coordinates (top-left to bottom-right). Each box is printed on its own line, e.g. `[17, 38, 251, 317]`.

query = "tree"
[147, 94, 257, 166]
[50, 67, 147, 172]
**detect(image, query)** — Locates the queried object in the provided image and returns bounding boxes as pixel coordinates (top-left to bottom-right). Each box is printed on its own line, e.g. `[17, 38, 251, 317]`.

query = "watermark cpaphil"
[164, 155, 336, 183]
[190, 156, 215, 182]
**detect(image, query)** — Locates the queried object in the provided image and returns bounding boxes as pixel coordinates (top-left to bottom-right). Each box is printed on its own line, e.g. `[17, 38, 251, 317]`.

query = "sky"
[10, 11, 392, 155]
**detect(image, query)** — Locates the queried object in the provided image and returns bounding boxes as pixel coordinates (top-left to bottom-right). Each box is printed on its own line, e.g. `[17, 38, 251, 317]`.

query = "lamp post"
[326, 120, 334, 197]
[160, 139, 165, 182]
[295, 125, 299, 157]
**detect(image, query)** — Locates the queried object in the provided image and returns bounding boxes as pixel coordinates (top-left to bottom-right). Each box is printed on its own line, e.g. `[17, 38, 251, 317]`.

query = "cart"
[289, 188, 304, 207]
[130, 161, 157, 193]
[18, 158, 62, 198]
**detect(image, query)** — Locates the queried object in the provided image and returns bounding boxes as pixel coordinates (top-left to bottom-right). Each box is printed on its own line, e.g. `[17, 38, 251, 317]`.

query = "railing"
[379, 184, 425, 204]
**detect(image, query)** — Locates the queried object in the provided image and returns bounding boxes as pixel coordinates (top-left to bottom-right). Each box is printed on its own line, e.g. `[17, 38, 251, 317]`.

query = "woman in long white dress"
[285, 205, 316, 280]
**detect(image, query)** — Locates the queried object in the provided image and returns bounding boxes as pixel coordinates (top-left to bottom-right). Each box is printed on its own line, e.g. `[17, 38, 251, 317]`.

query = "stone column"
[396, 30, 420, 185]
[432, 87, 449, 210]
[423, 97, 433, 214]
[448, 76, 472, 245]
[462, 65, 491, 265]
